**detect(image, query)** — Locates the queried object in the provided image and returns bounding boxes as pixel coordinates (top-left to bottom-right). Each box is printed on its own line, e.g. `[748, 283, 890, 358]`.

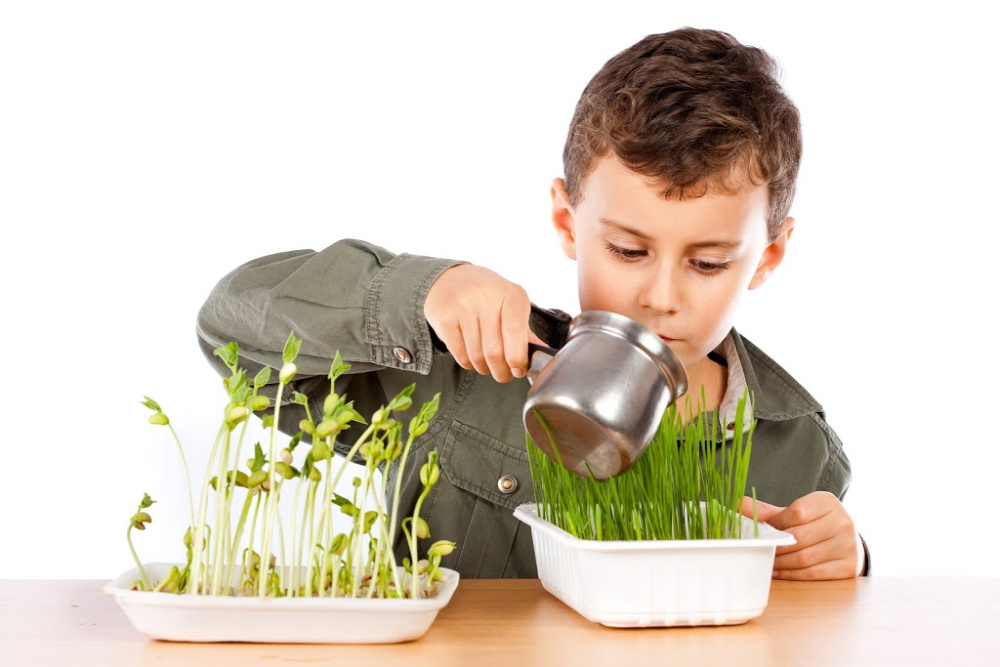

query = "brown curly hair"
[562, 28, 802, 241]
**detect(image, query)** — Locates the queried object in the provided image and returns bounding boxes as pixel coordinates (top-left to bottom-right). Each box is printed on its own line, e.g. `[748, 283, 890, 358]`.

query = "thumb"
[527, 329, 547, 347]
[741, 495, 784, 524]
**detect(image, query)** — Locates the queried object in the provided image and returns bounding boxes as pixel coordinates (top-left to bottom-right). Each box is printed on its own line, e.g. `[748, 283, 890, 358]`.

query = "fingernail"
[511, 367, 525, 379]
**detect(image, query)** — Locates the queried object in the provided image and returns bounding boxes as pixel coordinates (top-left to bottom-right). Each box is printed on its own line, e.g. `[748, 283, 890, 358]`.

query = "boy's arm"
[196, 238, 465, 380]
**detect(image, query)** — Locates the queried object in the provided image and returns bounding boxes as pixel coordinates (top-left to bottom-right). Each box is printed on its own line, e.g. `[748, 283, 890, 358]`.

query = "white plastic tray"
[514, 503, 794, 627]
[104, 563, 460, 643]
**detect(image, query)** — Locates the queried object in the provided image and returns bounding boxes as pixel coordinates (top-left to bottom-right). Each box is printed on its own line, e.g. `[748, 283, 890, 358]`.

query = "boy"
[197, 27, 869, 580]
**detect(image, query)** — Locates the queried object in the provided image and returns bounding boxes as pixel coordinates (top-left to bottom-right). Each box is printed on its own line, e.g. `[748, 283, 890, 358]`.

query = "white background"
[2, 1, 997, 578]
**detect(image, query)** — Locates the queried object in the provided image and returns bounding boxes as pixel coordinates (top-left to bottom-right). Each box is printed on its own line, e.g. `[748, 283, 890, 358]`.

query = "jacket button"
[497, 474, 518, 494]
[393, 347, 413, 363]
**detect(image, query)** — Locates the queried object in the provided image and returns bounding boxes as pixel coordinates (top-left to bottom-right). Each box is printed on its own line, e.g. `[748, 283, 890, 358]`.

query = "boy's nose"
[638, 263, 681, 315]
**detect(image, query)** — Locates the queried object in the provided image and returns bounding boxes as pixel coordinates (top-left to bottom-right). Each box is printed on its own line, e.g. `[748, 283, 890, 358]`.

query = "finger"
[772, 553, 858, 581]
[763, 494, 834, 532]
[772, 508, 847, 557]
[460, 318, 491, 376]
[772, 530, 848, 569]
[527, 330, 546, 346]
[740, 495, 784, 524]
[437, 322, 473, 370]
[482, 306, 514, 383]
[500, 295, 531, 379]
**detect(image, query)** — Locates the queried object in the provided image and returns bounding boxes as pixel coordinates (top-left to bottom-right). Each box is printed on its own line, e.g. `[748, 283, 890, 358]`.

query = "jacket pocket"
[435, 419, 537, 577]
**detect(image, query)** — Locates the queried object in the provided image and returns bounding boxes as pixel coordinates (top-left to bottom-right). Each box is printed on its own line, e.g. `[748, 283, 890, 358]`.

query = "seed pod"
[420, 462, 440, 487]
[429, 540, 456, 557]
[299, 419, 315, 435]
[280, 449, 293, 465]
[409, 419, 428, 438]
[148, 412, 169, 426]
[311, 441, 330, 461]
[226, 405, 248, 425]
[279, 362, 297, 384]
[308, 466, 321, 482]
[336, 409, 358, 428]
[323, 393, 340, 415]
[249, 395, 270, 411]
[371, 408, 388, 425]
[275, 461, 294, 479]
[415, 516, 430, 539]
[315, 418, 338, 439]
[247, 469, 267, 487]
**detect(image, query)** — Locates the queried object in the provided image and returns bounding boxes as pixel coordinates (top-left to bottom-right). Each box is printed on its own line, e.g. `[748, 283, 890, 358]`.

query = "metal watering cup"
[523, 311, 688, 480]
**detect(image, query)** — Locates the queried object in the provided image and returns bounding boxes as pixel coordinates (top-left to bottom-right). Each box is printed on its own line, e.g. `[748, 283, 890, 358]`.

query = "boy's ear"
[550, 177, 577, 260]
[748, 217, 794, 290]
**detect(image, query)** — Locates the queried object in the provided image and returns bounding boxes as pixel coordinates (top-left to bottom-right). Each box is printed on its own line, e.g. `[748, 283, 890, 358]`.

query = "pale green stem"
[258, 380, 287, 597]
[352, 460, 377, 598]
[367, 463, 395, 598]
[224, 489, 254, 593]
[317, 453, 335, 598]
[189, 422, 228, 595]
[243, 489, 263, 582]
[409, 485, 431, 600]
[210, 428, 233, 595]
[288, 474, 306, 596]
[127, 525, 151, 590]
[387, 432, 418, 586]
[166, 424, 195, 529]
[304, 479, 319, 597]
[276, 509, 287, 593]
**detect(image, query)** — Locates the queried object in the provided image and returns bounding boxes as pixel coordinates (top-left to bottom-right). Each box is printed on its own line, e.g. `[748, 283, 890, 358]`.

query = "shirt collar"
[712, 331, 754, 441]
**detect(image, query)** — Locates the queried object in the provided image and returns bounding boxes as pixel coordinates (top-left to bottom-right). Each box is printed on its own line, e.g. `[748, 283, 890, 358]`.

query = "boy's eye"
[605, 241, 647, 262]
[691, 259, 730, 275]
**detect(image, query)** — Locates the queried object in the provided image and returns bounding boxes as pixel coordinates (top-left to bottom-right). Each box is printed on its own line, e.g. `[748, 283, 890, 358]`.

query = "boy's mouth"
[658, 335, 676, 343]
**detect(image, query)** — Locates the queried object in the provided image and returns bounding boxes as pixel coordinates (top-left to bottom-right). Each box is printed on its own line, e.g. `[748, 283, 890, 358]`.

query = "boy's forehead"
[584, 153, 761, 198]
[580, 155, 770, 233]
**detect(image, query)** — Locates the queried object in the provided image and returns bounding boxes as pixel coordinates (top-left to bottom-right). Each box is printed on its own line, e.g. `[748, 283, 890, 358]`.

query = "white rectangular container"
[104, 563, 460, 643]
[514, 503, 794, 627]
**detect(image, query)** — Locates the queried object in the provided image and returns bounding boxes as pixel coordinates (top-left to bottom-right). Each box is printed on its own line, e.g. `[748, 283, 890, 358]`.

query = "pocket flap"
[440, 419, 534, 511]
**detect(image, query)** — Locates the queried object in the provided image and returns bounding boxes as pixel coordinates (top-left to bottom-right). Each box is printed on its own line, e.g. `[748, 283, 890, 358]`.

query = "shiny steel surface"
[523, 311, 688, 479]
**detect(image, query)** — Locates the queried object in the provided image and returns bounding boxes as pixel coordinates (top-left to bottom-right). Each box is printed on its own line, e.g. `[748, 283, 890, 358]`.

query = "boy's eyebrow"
[599, 217, 654, 240]
[599, 217, 743, 250]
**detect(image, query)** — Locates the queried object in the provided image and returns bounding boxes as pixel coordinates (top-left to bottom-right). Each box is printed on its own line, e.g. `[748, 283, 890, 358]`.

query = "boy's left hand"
[740, 492, 863, 580]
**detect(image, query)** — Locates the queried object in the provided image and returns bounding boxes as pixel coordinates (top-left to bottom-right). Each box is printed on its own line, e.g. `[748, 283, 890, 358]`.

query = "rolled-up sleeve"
[197, 238, 465, 379]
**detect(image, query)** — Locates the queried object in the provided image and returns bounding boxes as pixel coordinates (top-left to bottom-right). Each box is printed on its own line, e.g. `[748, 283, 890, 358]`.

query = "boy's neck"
[679, 354, 727, 417]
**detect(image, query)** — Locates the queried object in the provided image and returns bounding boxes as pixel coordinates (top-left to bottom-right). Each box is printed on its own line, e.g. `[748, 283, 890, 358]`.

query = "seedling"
[527, 390, 758, 540]
[131, 333, 451, 599]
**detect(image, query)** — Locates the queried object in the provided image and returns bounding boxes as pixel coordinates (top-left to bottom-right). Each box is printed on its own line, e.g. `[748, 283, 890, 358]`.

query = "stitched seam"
[747, 347, 818, 420]
[367, 259, 398, 363]
[809, 412, 849, 496]
[440, 418, 531, 511]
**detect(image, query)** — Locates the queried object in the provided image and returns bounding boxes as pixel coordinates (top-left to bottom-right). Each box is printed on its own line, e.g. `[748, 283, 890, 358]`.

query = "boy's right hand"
[424, 264, 545, 383]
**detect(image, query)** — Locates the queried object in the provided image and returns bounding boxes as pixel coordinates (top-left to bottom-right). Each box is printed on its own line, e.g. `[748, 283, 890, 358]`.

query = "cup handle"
[526, 343, 559, 385]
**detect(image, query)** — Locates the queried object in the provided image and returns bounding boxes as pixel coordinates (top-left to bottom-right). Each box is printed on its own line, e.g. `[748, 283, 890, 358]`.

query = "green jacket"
[196, 238, 859, 578]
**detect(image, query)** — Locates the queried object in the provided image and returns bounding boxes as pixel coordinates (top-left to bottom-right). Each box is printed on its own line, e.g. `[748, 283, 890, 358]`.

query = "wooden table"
[2, 577, 997, 666]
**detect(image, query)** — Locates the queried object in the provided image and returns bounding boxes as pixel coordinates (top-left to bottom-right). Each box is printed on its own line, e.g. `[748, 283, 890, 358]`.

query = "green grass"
[527, 390, 758, 541]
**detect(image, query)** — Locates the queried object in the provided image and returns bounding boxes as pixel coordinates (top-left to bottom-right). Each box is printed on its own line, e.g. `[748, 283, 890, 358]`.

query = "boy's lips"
[658, 335, 676, 343]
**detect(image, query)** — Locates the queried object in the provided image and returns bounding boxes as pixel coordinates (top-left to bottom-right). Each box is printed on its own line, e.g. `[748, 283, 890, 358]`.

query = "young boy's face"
[551, 155, 792, 380]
